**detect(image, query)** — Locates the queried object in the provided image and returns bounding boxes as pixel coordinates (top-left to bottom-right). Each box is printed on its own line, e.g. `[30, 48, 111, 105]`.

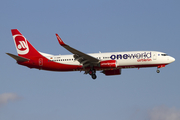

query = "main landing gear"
[89, 68, 97, 79]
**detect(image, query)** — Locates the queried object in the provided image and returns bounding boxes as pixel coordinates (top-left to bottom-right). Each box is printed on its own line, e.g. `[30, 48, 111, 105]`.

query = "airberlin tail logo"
[13, 35, 29, 55]
[18, 41, 27, 49]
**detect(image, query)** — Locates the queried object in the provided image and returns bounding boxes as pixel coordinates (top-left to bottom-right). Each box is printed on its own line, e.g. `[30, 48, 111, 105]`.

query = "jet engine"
[102, 69, 121, 76]
[99, 60, 117, 68]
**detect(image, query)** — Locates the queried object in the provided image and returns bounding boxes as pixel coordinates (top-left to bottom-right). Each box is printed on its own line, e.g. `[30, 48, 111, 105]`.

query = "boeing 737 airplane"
[7, 29, 175, 79]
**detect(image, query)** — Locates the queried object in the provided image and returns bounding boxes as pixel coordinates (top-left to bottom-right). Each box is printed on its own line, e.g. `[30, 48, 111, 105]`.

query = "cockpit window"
[161, 54, 168, 56]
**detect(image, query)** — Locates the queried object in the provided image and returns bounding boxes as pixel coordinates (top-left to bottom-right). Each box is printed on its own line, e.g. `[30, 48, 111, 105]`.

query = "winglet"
[55, 34, 66, 46]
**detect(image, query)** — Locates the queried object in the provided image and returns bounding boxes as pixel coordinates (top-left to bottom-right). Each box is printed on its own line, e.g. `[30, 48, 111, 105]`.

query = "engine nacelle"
[99, 60, 117, 68]
[103, 69, 121, 76]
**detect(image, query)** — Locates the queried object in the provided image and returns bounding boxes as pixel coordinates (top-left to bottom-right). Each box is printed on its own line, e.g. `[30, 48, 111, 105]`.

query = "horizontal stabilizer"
[6, 53, 29, 62]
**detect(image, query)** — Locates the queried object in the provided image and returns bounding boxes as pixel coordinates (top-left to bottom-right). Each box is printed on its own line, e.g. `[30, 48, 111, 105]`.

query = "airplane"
[6, 29, 175, 79]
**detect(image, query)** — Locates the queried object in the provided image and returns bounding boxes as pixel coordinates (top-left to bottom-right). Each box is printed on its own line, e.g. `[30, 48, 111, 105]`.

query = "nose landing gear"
[156, 69, 160, 73]
[156, 64, 166, 73]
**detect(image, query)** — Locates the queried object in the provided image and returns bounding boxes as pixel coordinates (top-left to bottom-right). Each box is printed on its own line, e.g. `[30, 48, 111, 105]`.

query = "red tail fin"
[11, 29, 42, 59]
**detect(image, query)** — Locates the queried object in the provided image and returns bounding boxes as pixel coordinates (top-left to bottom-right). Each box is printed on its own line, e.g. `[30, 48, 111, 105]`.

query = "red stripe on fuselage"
[116, 64, 168, 69]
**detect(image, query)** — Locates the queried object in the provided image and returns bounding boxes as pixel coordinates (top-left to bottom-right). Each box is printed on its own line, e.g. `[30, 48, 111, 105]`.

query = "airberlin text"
[110, 52, 152, 62]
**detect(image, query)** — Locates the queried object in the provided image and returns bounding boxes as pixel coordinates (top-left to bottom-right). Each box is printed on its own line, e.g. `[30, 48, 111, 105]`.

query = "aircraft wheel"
[156, 69, 160, 73]
[91, 74, 97, 79]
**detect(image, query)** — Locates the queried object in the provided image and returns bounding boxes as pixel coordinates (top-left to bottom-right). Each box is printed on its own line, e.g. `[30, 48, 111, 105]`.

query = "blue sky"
[0, 0, 180, 120]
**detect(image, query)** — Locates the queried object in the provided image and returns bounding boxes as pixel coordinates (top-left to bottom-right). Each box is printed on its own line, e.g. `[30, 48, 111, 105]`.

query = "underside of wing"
[55, 34, 99, 68]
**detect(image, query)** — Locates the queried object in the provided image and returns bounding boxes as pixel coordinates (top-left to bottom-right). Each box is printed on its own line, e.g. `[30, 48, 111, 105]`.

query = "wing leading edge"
[55, 34, 99, 68]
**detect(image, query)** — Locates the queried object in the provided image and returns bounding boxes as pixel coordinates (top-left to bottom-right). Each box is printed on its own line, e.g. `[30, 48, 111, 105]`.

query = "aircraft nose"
[169, 56, 175, 63]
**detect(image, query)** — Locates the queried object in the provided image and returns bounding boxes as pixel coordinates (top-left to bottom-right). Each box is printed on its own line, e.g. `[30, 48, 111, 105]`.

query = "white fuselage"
[41, 51, 175, 70]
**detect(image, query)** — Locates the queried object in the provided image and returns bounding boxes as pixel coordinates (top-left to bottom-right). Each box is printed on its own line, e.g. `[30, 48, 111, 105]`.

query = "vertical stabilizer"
[11, 29, 42, 58]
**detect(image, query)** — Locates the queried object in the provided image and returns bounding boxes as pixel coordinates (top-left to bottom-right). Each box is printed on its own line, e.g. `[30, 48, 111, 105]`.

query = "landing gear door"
[153, 52, 157, 60]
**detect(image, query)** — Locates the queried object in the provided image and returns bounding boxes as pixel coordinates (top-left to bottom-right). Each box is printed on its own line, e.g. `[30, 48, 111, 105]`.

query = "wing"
[55, 34, 99, 68]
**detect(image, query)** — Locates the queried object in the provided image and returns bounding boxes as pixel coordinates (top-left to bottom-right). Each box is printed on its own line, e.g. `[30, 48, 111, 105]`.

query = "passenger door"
[153, 52, 157, 60]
